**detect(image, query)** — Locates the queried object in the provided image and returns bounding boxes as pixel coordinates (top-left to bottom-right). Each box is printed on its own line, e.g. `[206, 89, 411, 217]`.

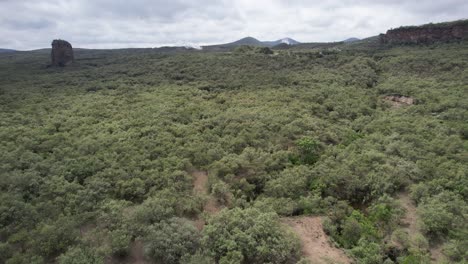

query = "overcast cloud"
[1, 0, 466, 50]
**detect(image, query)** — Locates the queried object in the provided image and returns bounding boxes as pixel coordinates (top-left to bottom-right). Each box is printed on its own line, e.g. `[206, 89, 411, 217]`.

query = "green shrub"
[418, 192, 467, 238]
[264, 166, 311, 198]
[350, 239, 383, 264]
[202, 208, 300, 263]
[296, 137, 321, 165]
[211, 181, 231, 205]
[58, 246, 103, 264]
[143, 218, 200, 264]
[330, 210, 379, 249]
[443, 239, 468, 262]
[109, 229, 131, 256]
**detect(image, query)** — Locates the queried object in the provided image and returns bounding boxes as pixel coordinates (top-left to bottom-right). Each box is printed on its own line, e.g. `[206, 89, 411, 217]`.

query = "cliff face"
[51, 39, 74, 67]
[380, 20, 468, 44]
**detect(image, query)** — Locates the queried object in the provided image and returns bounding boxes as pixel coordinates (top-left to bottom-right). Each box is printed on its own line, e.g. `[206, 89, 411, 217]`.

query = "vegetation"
[0, 39, 467, 263]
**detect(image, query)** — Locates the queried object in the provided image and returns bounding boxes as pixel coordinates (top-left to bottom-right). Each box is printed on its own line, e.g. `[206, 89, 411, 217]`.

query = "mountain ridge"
[204, 36, 301, 48]
[0, 48, 16, 53]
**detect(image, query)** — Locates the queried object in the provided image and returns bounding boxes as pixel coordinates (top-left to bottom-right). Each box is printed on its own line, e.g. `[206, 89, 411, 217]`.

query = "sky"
[1, 0, 467, 50]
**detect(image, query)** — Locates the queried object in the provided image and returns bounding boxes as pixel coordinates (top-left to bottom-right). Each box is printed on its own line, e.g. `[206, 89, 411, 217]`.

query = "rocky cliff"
[380, 20, 468, 44]
[51, 39, 74, 66]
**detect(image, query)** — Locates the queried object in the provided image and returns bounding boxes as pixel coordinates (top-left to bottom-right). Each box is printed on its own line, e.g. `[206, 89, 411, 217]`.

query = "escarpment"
[380, 20, 468, 44]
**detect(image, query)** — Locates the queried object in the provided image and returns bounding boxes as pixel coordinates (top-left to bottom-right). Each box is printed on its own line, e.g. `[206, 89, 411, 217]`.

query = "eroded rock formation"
[51, 39, 74, 66]
[380, 20, 468, 44]
[383, 95, 414, 108]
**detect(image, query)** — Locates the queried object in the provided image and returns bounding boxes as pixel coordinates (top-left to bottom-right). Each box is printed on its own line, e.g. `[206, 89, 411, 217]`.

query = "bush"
[179, 251, 215, 264]
[253, 197, 298, 216]
[326, 209, 379, 249]
[296, 137, 321, 165]
[350, 239, 383, 264]
[143, 218, 200, 264]
[368, 195, 404, 234]
[29, 218, 78, 258]
[256, 47, 273, 55]
[264, 166, 311, 199]
[58, 246, 103, 264]
[443, 239, 468, 262]
[202, 207, 300, 263]
[211, 181, 231, 205]
[109, 229, 131, 257]
[116, 178, 146, 202]
[418, 191, 467, 238]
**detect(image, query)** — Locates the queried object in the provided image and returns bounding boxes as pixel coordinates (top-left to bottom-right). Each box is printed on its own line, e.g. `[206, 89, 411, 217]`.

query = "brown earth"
[191, 170, 222, 230]
[398, 193, 419, 236]
[127, 240, 146, 264]
[282, 216, 352, 264]
[383, 95, 414, 108]
[193, 170, 209, 195]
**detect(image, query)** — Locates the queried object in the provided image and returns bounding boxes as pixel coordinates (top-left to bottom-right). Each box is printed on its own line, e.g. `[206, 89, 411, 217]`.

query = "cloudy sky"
[1, 0, 466, 50]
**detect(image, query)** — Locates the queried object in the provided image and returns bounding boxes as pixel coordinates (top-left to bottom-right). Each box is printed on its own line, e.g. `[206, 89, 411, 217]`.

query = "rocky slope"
[380, 20, 468, 44]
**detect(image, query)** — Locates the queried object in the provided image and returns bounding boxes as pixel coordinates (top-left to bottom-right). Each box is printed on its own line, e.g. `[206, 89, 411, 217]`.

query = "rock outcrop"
[51, 39, 74, 66]
[383, 95, 414, 108]
[380, 20, 468, 44]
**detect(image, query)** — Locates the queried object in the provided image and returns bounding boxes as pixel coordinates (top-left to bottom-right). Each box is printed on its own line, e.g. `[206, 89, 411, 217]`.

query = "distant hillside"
[223, 37, 265, 47]
[263, 38, 301, 46]
[0, 48, 16, 53]
[343, 37, 360, 43]
[203, 37, 301, 51]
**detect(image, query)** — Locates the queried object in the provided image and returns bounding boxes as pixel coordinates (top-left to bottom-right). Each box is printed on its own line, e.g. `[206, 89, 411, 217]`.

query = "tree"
[202, 208, 300, 264]
[264, 166, 311, 199]
[350, 239, 383, 264]
[58, 246, 103, 264]
[418, 191, 467, 238]
[143, 218, 200, 264]
[296, 137, 321, 165]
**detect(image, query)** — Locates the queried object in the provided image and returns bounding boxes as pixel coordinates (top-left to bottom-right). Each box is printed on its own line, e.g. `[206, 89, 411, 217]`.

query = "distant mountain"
[221, 37, 265, 47]
[204, 37, 301, 50]
[343, 37, 360, 43]
[0, 48, 16, 53]
[263, 38, 301, 46]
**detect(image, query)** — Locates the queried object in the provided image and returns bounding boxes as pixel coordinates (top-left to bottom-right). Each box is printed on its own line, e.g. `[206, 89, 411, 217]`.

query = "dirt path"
[127, 240, 146, 264]
[282, 216, 351, 264]
[193, 170, 209, 195]
[397, 192, 446, 263]
[191, 170, 222, 230]
[398, 193, 419, 236]
[106, 239, 146, 264]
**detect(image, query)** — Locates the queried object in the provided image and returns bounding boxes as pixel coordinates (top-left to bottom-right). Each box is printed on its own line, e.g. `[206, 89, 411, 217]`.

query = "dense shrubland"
[0, 41, 467, 263]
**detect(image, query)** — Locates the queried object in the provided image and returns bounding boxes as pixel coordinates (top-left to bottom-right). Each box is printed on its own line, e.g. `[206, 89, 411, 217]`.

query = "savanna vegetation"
[0, 39, 467, 264]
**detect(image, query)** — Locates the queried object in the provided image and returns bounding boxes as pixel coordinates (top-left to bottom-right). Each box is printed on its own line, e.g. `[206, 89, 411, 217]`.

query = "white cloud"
[0, 0, 466, 50]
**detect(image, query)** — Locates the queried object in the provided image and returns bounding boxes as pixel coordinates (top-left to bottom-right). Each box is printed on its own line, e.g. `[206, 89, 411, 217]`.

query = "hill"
[263, 38, 301, 46]
[212, 36, 264, 47]
[0, 48, 16, 53]
[343, 37, 360, 43]
[202, 36, 301, 51]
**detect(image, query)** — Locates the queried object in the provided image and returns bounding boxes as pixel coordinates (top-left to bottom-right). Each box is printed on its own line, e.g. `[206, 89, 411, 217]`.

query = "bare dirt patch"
[192, 170, 209, 195]
[127, 239, 146, 264]
[282, 216, 352, 264]
[398, 193, 419, 236]
[191, 170, 222, 230]
[383, 95, 414, 108]
[105, 239, 147, 264]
